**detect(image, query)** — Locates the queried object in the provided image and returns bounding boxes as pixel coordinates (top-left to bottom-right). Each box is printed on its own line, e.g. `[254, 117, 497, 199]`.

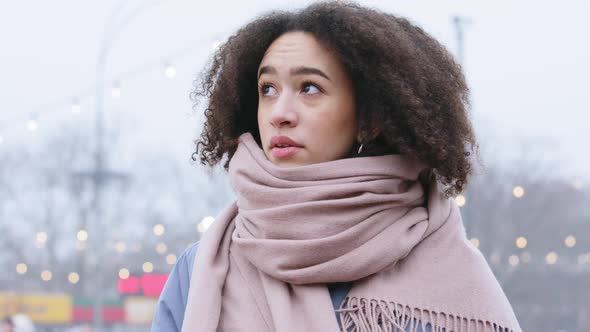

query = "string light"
[77, 229, 89, 242]
[26, 118, 39, 132]
[198, 216, 215, 233]
[469, 237, 480, 248]
[118, 268, 130, 279]
[455, 195, 466, 207]
[164, 63, 176, 78]
[166, 254, 177, 265]
[16, 263, 28, 274]
[115, 241, 127, 253]
[68, 272, 80, 284]
[515, 236, 527, 249]
[41, 270, 52, 281]
[36, 232, 47, 249]
[142, 261, 154, 273]
[508, 255, 519, 267]
[545, 251, 558, 265]
[156, 242, 167, 255]
[36, 232, 48, 243]
[153, 224, 165, 236]
[3, 40, 202, 135]
[512, 186, 525, 198]
[564, 235, 576, 248]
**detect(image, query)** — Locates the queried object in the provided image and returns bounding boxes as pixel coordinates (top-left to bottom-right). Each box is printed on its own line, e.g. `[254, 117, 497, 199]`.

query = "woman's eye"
[260, 84, 277, 96]
[302, 82, 320, 95]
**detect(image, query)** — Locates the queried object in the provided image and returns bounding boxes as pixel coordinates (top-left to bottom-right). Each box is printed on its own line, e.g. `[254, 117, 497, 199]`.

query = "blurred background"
[0, 0, 588, 331]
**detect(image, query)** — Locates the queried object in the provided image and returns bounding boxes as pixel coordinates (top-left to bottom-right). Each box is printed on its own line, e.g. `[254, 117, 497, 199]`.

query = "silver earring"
[357, 143, 364, 155]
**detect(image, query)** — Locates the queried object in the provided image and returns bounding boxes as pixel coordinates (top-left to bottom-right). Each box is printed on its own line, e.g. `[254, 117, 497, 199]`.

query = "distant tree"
[0, 123, 233, 298]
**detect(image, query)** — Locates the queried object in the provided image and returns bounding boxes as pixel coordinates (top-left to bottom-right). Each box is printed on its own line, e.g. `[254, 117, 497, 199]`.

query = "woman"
[152, 1, 521, 331]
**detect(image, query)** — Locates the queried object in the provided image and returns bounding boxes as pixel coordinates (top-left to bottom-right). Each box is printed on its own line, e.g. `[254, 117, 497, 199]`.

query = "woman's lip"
[271, 146, 301, 159]
[270, 135, 303, 148]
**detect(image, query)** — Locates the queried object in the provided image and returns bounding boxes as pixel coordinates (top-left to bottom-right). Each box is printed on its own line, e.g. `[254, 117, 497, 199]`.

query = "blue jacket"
[151, 242, 434, 332]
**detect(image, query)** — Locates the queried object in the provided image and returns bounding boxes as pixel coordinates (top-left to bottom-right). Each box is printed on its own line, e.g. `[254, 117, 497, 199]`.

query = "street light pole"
[452, 15, 472, 66]
[91, 2, 129, 328]
[453, 16, 464, 65]
[90, 1, 165, 328]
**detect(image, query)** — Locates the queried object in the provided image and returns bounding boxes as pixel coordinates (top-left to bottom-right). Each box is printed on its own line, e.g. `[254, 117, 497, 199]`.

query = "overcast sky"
[1, 0, 588, 182]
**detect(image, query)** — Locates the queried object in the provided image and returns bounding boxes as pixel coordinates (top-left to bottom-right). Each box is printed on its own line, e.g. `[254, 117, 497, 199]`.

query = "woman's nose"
[270, 94, 298, 128]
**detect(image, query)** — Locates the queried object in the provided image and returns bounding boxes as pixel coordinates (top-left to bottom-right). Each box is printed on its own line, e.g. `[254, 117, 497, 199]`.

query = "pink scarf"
[182, 133, 521, 332]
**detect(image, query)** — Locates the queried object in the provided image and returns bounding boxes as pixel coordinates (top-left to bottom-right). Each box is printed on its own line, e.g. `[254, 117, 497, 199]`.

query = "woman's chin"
[271, 158, 305, 168]
[265, 154, 308, 168]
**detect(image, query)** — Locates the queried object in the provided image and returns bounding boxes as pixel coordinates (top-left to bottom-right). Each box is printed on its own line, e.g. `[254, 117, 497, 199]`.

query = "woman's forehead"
[258, 32, 343, 79]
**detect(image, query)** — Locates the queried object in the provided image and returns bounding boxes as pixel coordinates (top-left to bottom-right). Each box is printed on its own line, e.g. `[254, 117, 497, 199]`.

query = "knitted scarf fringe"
[336, 297, 512, 332]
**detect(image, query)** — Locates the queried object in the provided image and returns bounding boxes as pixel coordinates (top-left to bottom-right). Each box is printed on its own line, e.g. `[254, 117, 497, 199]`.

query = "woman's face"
[257, 31, 357, 167]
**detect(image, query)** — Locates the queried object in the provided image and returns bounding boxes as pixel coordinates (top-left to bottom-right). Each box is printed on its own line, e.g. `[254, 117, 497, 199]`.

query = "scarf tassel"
[336, 297, 512, 332]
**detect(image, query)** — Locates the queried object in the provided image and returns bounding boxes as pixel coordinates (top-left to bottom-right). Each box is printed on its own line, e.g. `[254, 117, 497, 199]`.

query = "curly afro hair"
[191, 1, 478, 197]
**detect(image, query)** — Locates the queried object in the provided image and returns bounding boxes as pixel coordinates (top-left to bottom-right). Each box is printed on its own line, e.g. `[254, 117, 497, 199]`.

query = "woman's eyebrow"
[290, 66, 331, 81]
[258, 66, 276, 79]
[258, 65, 331, 81]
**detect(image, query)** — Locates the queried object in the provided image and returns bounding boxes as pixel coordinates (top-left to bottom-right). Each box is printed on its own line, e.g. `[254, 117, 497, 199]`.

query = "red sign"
[141, 274, 168, 297]
[118, 276, 140, 294]
[117, 274, 168, 297]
